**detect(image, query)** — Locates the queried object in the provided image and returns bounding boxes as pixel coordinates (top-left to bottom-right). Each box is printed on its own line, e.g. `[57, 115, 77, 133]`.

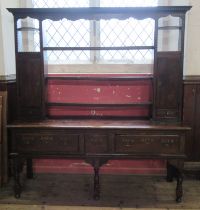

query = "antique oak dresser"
[7, 6, 191, 202]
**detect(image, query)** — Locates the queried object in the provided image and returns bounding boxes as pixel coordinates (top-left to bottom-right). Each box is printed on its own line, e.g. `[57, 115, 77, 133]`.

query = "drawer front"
[15, 132, 81, 153]
[85, 134, 109, 153]
[115, 134, 182, 154]
[156, 109, 178, 118]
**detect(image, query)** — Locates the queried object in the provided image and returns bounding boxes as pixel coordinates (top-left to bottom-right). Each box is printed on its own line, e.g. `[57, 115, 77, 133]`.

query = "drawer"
[15, 132, 81, 153]
[85, 134, 109, 153]
[156, 109, 178, 118]
[115, 134, 182, 154]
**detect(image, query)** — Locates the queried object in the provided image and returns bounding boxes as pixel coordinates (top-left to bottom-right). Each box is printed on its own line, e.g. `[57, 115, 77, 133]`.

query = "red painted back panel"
[48, 80, 151, 103]
[34, 159, 166, 175]
[47, 74, 152, 117]
[35, 73, 165, 175]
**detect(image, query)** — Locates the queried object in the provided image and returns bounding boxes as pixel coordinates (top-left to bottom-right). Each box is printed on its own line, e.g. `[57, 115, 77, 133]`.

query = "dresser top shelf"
[7, 6, 192, 21]
[7, 119, 190, 130]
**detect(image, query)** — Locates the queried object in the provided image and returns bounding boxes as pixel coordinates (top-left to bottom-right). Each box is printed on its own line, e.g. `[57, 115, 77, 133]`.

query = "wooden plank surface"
[0, 95, 2, 186]
[0, 92, 8, 186]
[0, 174, 200, 209]
[7, 119, 190, 130]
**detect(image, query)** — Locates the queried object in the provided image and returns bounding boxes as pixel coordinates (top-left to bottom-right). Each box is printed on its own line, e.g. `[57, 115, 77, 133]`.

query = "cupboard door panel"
[154, 52, 182, 121]
[17, 53, 45, 119]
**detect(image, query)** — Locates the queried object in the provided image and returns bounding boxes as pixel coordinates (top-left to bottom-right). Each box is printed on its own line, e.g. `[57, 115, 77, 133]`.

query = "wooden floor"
[0, 173, 200, 209]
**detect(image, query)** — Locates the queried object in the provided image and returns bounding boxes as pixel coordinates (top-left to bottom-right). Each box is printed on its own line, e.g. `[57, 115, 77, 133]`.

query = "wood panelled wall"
[0, 91, 7, 186]
[183, 76, 200, 162]
[0, 75, 16, 187]
[0, 94, 3, 186]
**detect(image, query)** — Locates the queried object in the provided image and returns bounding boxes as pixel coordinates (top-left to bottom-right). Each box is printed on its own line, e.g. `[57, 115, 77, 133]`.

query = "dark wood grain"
[183, 84, 196, 160]
[0, 92, 8, 186]
[16, 53, 45, 120]
[0, 76, 17, 187]
[153, 52, 182, 121]
[47, 102, 152, 107]
[8, 120, 188, 200]
[47, 75, 153, 81]
[183, 76, 200, 84]
[183, 78, 200, 162]
[0, 96, 2, 186]
[194, 85, 200, 160]
[7, 7, 192, 21]
[7, 119, 190, 130]
[6, 6, 192, 201]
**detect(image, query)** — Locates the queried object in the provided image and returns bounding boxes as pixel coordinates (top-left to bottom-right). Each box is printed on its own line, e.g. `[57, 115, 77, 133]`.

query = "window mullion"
[90, 21, 95, 63]
[89, 0, 100, 64]
[95, 20, 100, 63]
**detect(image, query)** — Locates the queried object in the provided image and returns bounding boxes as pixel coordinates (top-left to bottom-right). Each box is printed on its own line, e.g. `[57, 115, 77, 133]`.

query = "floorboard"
[0, 173, 200, 209]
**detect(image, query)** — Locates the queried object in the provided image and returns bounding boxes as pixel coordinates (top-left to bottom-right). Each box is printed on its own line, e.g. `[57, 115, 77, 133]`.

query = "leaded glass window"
[31, 0, 158, 72]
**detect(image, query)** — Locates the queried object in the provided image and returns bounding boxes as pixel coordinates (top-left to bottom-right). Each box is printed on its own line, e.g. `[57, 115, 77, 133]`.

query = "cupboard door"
[154, 52, 182, 121]
[17, 53, 45, 120]
[183, 84, 196, 160]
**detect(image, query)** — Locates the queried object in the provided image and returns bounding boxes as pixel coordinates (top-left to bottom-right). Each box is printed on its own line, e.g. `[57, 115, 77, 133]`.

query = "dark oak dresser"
[7, 6, 191, 202]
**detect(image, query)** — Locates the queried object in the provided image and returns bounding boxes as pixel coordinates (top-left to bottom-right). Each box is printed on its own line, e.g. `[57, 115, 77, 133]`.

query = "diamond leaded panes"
[33, 0, 157, 64]
[43, 19, 90, 48]
[33, 0, 158, 8]
[100, 0, 158, 7]
[33, 0, 89, 8]
[100, 18, 154, 47]
[99, 18, 154, 63]
[47, 50, 90, 64]
[99, 50, 154, 64]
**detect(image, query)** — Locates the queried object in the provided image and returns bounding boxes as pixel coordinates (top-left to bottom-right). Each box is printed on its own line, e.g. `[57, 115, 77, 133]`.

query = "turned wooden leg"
[166, 161, 175, 182]
[198, 171, 200, 180]
[93, 160, 100, 200]
[176, 170, 183, 203]
[26, 158, 33, 179]
[11, 153, 22, 199]
[85, 158, 108, 200]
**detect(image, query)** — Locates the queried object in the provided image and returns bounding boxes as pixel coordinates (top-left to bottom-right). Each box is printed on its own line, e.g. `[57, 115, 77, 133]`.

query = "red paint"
[34, 159, 166, 175]
[35, 73, 164, 175]
[48, 80, 152, 103]
[47, 74, 152, 118]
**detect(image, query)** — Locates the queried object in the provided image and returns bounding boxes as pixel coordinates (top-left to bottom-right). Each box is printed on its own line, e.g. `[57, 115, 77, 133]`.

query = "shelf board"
[47, 102, 152, 107]
[17, 27, 39, 31]
[43, 46, 155, 51]
[158, 26, 182, 30]
[47, 75, 153, 81]
[8, 7, 192, 21]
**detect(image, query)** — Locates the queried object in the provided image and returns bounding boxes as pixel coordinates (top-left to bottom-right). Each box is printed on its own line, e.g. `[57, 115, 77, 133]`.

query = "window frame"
[19, 0, 158, 74]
